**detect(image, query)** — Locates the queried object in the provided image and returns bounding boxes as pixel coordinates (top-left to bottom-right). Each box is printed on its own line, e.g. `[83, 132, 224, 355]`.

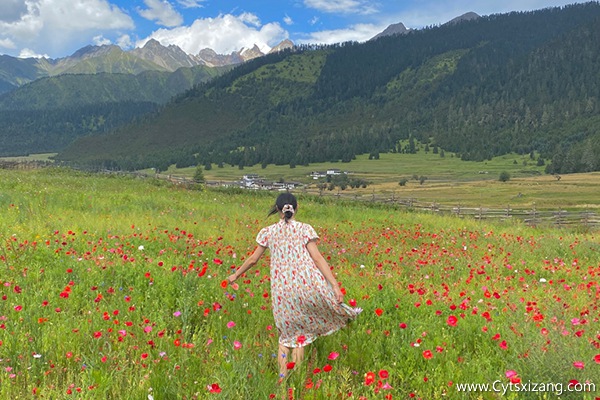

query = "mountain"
[370, 22, 410, 41]
[0, 39, 296, 94]
[0, 64, 229, 156]
[445, 12, 480, 26]
[130, 39, 199, 71]
[55, 2, 600, 175]
[269, 39, 294, 54]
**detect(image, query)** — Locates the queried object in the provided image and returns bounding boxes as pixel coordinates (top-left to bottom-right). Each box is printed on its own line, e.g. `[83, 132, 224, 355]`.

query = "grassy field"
[0, 168, 598, 399]
[3, 150, 600, 210]
[159, 151, 600, 210]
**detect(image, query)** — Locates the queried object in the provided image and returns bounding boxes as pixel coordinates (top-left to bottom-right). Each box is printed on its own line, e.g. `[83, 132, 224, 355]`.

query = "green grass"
[158, 150, 600, 209]
[0, 168, 598, 399]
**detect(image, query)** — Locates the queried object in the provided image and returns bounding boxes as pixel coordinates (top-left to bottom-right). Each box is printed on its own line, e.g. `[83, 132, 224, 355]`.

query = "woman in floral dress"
[227, 192, 362, 378]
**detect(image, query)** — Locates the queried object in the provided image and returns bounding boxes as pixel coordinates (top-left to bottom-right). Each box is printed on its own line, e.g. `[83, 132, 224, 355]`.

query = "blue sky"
[0, 0, 587, 59]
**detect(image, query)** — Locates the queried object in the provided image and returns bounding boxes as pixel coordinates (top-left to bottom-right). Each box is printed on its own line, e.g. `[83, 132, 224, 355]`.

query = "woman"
[227, 192, 362, 378]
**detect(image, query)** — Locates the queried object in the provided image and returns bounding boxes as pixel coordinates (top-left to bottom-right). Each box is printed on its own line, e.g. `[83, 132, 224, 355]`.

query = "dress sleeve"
[256, 227, 269, 247]
[303, 223, 319, 244]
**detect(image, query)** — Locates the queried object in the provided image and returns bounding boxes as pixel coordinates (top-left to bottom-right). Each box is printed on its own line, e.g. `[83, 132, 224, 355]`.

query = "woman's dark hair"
[268, 192, 297, 223]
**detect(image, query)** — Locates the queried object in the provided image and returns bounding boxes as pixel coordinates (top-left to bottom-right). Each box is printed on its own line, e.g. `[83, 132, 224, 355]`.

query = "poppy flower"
[422, 350, 433, 359]
[220, 280, 228, 288]
[323, 364, 332, 372]
[208, 383, 222, 393]
[375, 308, 383, 316]
[379, 369, 389, 379]
[573, 361, 584, 369]
[286, 362, 295, 370]
[594, 354, 600, 364]
[447, 315, 458, 326]
[364, 371, 376, 385]
[327, 352, 339, 360]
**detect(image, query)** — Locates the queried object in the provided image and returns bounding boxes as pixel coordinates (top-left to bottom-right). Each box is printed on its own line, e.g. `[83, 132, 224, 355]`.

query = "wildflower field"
[0, 168, 598, 399]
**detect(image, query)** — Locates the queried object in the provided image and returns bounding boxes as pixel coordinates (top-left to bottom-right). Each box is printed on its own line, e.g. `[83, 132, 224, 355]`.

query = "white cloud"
[0, 38, 17, 49]
[303, 0, 378, 14]
[177, 0, 205, 8]
[0, 0, 28, 23]
[93, 35, 112, 46]
[138, 13, 288, 55]
[18, 48, 49, 59]
[284, 14, 294, 25]
[116, 34, 134, 50]
[298, 23, 384, 45]
[138, 0, 183, 27]
[0, 0, 134, 57]
[238, 12, 261, 27]
[309, 16, 319, 25]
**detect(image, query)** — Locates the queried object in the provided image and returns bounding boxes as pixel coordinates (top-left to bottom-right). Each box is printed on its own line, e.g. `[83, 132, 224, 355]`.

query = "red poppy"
[379, 369, 389, 379]
[595, 354, 600, 364]
[375, 308, 383, 316]
[323, 364, 332, 372]
[286, 362, 295, 370]
[422, 350, 433, 359]
[220, 280, 228, 288]
[447, 315, 458, 326]
[208, 383, 222, 393]
[364, 371, 375, 385]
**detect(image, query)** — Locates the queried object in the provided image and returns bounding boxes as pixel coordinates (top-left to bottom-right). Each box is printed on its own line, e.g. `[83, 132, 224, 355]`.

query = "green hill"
[54, 3, 600, 174]
[0, 65, 228, 157]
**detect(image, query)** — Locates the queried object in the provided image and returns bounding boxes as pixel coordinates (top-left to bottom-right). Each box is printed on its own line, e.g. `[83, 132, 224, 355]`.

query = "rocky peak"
[370, 23, 410, 41]
[269, 39, 294, 54]
[239, 45, 264, 61]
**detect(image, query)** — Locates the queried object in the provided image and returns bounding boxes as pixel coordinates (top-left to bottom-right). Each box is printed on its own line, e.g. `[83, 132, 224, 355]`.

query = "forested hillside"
[53, 2, 600, 173]
[0, 65, 227, 156]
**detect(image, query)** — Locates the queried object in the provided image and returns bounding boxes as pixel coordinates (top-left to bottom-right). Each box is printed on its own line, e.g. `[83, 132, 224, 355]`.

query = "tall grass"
[0, 168, 598, 399]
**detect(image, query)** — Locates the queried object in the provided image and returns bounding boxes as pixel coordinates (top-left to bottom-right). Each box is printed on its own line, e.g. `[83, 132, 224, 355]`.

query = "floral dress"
[257, 219, 362, 348]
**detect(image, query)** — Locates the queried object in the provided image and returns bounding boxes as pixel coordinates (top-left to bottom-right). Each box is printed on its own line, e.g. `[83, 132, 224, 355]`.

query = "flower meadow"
[0, 168, 599, 399]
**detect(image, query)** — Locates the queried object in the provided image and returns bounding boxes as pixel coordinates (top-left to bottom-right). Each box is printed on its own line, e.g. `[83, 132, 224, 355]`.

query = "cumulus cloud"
[116, 34, 134, 50]
[298, 23, 384, 45]
[0, 0, 28, 23]
[137, 13, 288, 55]
[137, 0, 184, 27]
[93, 35, 112, 46]
[18, 48, 49, 59]
[303, 0, 378, 14]
[0, 0, 134, 57]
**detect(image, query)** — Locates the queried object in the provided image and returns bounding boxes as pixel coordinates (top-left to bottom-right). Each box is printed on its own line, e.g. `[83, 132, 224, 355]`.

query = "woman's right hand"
[333, 286, 344, 304]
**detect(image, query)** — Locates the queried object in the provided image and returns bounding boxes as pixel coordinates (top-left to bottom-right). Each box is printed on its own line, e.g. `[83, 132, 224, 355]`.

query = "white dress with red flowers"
[256, 219, 362, 348]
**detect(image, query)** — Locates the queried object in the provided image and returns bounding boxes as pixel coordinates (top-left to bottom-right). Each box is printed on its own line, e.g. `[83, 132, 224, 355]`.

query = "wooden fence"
[303, 189, 600, 230]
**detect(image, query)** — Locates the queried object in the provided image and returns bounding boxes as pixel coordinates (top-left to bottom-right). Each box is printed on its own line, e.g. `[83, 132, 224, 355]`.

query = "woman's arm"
[306, 240, 344, 303]
[227, 245, 266, 283]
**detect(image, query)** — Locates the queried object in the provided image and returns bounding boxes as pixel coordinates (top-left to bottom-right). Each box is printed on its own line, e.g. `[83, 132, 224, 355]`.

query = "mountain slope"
[50, 3, 600, 173]
[0, 64, 228, 157]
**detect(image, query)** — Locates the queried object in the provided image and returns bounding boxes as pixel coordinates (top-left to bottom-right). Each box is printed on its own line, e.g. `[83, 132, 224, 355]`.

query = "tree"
[498, 171, 511, 182]
[193, 165, 205, 183]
